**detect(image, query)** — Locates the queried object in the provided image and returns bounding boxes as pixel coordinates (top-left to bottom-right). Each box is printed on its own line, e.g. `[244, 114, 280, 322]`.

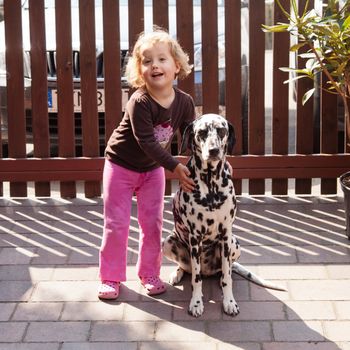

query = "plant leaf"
[302, 88, 315, 105]
[342, 14, 350, 30]
[262, 24, 289, 32]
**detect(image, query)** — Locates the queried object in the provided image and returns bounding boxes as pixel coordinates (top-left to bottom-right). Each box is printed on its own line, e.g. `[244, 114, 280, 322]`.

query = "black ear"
[180, 122, 194, 154]
[227, 122, 236, 154]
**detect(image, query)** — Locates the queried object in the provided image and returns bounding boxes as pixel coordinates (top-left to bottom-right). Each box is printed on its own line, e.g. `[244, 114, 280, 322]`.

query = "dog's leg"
[221, 229, 239, 316]
[188, 236, 204, 317]
[162, 235, 191, 284]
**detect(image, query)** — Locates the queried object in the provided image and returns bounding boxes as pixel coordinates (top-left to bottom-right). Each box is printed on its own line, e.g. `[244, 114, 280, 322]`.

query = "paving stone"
[0, 247, 37, 264]
[123, 301, 172, 321]
[0, 281, 34, 302]
[30, 281, 98, 302]
[289, 280, 350, 301]
[223, 301, 285, 321]
[51, 265, 98, 281]
[324, 321, 350, 342]
[217, 343, 261, 350]
[0, 302, 16, 321]
[257, 264, 328, 280]
[12, 302, 63, 321]
[272, 321, 324, 341]
[61, 343, 137, 350]
[285, 301, 336, 320]
[0, 322, 27, 342]
[238, 245, 298, 265]
[208, 321, 271, 342]
[262, 342, 342, 350]
[154, 321, 207, 341]
[140, 342, 224, 350]
[334, 301, 350, 319]
[61, 301, 124, 321]
[0, 344, 60, 350]
[91, 321, 155, 341]
[25, 321, 90, 342]
[297, 246, 350, 263]
[30, 247, 70, 265]
[327, 264, 350, 279]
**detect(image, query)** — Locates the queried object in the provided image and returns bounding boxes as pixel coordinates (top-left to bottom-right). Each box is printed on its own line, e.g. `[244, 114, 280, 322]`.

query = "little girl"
[98, 28, 196, 299]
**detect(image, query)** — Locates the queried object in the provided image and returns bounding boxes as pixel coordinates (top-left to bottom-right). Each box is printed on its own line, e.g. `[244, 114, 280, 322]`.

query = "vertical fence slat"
[29, 0, 50, 196]
[103, 0, 122, 143]
[56, 0, 76, 198]
[202, 0, 219, 114]
[0, 61, 2, 192]
[79, 0, 100, 197]
[295, 0, 314, 194]
[225, 0, 242, 194]
[153, 0, 169, 30]
[176, 0, 195, 99]
[175, 0, 195, 194]
[248, 0, 265, 194]
[346, 98, 350, 153]
[103, 0, 122, 144]
[320, 74, 338, 194]
[4, 0, 27, 197]
[272, 0, 290, 195]
[129, 0, 144, 49]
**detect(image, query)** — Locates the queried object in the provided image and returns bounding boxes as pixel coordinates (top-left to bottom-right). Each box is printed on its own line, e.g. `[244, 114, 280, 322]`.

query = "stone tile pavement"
[0, 195, 349, 349]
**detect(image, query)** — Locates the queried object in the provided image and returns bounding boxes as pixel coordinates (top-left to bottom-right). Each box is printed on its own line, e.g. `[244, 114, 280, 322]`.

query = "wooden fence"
[0, 0, 349, 198]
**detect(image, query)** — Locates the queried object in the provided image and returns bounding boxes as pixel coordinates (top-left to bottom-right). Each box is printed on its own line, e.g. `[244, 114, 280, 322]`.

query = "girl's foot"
[98, 280, 120, 300]
[140, 276, 166, 295]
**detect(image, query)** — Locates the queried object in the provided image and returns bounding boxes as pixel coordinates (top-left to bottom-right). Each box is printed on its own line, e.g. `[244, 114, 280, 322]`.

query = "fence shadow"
[0, 196, 348, 348]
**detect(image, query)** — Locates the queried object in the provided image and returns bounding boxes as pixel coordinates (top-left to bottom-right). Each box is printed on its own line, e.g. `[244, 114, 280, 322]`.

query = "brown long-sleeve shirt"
[105, 87, 196, 172]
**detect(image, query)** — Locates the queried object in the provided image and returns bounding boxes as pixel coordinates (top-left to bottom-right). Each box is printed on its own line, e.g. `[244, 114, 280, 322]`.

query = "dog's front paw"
[169, 267, 184, 285]
[223, 297, 240, 316]
[188, 297, 204, 317]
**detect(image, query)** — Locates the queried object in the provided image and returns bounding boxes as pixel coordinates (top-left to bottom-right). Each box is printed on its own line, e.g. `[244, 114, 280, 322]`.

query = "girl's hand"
[173, 163, 195, 192]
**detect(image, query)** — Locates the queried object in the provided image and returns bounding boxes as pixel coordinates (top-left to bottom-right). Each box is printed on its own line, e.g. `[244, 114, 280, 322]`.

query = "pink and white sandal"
[98, 280, 120, 300]
[140, 276, 166, 295]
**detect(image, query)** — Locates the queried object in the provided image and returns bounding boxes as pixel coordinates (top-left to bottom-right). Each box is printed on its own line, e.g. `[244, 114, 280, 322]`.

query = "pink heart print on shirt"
[154, 121, 173, 148]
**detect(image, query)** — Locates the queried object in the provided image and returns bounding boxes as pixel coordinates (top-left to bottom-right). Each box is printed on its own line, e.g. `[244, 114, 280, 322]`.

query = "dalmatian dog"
[162, 114, 286, 317]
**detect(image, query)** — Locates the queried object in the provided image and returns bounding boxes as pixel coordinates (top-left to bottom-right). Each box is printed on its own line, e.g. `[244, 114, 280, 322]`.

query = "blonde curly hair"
[125, 28, 193, 88]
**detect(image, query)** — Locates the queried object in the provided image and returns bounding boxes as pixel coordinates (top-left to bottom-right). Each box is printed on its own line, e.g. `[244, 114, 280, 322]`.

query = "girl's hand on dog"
[174, 163, 195, 192]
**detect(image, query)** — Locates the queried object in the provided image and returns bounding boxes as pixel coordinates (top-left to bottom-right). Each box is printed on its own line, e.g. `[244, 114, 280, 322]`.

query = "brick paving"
[0, 195, 349, 349]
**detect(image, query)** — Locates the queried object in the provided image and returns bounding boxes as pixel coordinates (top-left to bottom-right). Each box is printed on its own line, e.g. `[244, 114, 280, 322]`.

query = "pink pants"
[99, 159, 165, 282]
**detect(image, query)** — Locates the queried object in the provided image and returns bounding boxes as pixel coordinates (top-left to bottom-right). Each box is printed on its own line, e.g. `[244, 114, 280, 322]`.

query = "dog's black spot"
[223, 242, 230, 258]
[195, 273, 202, 283]
[183, 192, 190, 203]
[197, 212, 203, 221]
[194, 154, 202, 170]
[207, 218, 214, 226]
[191, 207, 195, 215]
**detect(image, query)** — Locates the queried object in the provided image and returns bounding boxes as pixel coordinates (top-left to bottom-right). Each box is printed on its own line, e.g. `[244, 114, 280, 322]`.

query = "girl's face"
[139, 41, 180, 91]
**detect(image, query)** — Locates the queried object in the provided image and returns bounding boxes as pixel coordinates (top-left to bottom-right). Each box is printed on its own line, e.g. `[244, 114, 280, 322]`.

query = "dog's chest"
[174, 175, 236, 226]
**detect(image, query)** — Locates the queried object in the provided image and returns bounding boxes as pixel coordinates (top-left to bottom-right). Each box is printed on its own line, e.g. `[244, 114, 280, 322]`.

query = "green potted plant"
[263, 0, 350, 238]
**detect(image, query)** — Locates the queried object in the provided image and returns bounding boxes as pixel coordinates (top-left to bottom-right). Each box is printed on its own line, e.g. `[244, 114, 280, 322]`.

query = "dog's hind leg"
[162, 235, 191, 284]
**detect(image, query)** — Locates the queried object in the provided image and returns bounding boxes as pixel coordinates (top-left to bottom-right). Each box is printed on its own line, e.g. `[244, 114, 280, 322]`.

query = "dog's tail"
[232, 262, 287, 291]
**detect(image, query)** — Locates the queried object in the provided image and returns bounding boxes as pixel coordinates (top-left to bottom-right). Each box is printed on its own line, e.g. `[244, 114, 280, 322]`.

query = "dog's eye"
[217, 128, 227, 139]
[197, 130, 208, 140]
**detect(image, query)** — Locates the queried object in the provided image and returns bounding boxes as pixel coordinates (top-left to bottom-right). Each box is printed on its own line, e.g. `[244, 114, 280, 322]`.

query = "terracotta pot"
[340, 171, 350, 239]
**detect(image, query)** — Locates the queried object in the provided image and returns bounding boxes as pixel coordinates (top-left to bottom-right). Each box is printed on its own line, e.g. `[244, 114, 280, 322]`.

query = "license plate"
[48, 89, 128, 112]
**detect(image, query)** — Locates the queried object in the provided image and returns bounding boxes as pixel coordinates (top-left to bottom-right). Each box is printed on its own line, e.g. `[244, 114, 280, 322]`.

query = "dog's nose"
[209, 148, 220, 157]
